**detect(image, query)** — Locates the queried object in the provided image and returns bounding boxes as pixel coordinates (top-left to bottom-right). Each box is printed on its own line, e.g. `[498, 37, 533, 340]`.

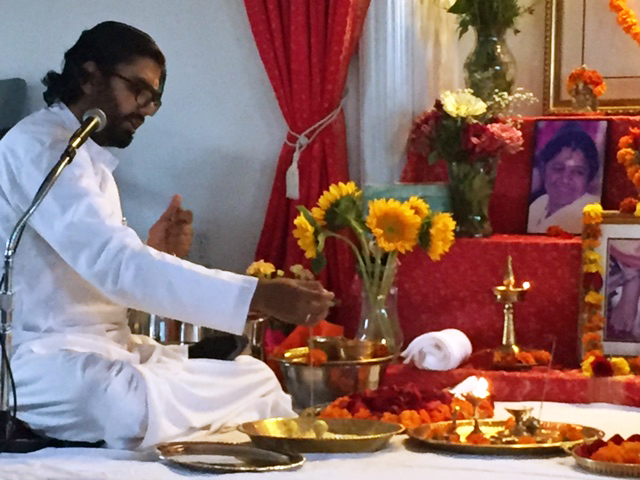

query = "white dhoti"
[12, 334, 294, 450]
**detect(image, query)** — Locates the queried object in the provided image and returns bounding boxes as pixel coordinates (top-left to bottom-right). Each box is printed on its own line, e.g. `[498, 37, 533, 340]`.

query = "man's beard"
[88, 84, 144, 149]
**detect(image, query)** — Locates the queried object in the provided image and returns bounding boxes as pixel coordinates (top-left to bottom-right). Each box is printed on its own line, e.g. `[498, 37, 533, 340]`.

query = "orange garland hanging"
[610, 0, 640, 46]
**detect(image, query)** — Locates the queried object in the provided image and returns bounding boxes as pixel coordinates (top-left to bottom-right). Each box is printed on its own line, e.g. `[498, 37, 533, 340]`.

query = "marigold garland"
[580, 203, 640, 376]
[610, 0, 640, 47]
[566, 66, 606, 98]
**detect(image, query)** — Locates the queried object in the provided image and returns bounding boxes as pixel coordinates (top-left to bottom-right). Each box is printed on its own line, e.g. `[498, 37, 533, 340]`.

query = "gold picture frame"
[543, 0, 640, 115]
[581, 211, 640, 362]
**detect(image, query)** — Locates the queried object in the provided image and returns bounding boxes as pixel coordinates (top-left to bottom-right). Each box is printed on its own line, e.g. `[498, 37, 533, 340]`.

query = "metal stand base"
[0, 411, 50, 453]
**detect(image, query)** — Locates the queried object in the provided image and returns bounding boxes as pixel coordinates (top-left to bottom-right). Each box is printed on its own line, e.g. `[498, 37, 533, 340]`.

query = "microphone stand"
[0, 146, 79, 452]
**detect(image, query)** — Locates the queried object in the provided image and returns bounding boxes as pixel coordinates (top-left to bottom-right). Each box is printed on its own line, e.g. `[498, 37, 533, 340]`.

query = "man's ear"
[79, 61, 102, 95]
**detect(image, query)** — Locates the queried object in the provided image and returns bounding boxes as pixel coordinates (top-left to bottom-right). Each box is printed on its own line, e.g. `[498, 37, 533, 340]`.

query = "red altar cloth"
[401, 115, 640, 234]
[383, 364, 640, 407]
[395, 234, 582, 368]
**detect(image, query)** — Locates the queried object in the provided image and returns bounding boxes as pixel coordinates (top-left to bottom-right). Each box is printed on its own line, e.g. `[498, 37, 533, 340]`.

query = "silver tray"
[156, 441, 305, 473]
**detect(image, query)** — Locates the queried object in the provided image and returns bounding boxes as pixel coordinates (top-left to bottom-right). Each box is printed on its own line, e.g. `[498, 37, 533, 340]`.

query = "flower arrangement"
[292, 181, 456, 353]
[409, 89, 526, 236]
[566, 66, 607, 99]
[447, 0, 535, 37]
[609, 0, 640, 47]
[409, 89, 526, 173]
[579, 203, 640, 376]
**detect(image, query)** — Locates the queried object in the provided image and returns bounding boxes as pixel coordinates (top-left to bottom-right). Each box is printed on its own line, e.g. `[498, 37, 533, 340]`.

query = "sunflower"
[315, 181, 362, 230]
[293, 213, 318, 259]
[427, 213, 456, 261]
[404, 196, 430, 220]
[366, 199, 421, 253]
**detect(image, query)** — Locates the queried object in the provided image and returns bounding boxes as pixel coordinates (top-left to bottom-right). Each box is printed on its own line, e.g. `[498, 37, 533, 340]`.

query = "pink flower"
[409, 109, 442, 156]
[486, 122, 524, 155]
[463, 123, 503, 158]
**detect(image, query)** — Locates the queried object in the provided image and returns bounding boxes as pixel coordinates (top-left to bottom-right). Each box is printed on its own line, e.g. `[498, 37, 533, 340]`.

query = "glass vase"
[447, 158, 497, 237]
[356, 285, 403, 357]
[463, 29, 516, 102]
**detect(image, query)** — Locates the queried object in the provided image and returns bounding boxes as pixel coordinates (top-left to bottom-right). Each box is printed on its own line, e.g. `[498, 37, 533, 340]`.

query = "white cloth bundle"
[401, 329, 472, 371]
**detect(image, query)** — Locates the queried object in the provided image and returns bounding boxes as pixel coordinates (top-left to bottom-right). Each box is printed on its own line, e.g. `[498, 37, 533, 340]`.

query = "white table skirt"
[0, 401, 637, 480]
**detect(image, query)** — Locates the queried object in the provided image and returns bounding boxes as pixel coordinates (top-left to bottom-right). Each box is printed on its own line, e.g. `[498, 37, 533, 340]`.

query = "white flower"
[441, 89, 487, 117]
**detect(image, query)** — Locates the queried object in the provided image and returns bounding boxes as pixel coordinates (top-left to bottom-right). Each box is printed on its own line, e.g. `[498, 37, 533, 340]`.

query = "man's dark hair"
[42, 21, 166, 106]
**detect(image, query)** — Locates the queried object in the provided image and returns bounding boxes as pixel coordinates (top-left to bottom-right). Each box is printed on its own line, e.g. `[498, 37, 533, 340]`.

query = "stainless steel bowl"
[275, 345, 393, 410]
[127, 309, 216, 345]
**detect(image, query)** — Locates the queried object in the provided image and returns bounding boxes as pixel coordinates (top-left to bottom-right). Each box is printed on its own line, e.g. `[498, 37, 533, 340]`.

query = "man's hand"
[250, 278, 335, 326]
[147, 194, 194, 258]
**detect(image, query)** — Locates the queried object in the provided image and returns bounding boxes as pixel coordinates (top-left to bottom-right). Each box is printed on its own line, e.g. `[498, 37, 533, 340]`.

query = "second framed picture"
[527, 120, 608, 235]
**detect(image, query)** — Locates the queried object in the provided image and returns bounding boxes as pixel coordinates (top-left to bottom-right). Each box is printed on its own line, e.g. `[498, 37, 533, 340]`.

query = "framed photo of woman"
[527, 120, 607, 234]
[581, 212, 640, 358]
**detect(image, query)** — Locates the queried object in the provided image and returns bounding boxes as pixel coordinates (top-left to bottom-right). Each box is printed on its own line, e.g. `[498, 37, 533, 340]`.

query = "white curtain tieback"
[284, 98, 345, 199]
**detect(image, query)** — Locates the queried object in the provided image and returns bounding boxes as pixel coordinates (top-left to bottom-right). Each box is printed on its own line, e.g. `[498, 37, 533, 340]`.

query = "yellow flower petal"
[366, 199, 421, 253]
[427, 213, 456, 261]
[293, 213, 318, 259]
[610, 357, 630, 376]
[581, 355, 595, 377]
[441, 89, 487, 117]
[582, 203, 603, 225]
[246, 260, 277, 278]
[404, 196, 430, 220]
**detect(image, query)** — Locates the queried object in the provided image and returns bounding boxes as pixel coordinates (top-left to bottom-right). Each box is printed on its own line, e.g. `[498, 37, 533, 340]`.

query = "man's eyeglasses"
[111, 72, 162, 113]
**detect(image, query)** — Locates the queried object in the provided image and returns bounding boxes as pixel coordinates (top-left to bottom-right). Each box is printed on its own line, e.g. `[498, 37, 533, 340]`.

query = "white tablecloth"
[0, 401, 637, 480]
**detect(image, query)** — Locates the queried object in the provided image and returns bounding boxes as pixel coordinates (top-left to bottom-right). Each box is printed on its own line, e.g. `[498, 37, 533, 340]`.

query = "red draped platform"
[396, 235, 581, 367]
[383, 364, 640, 407]
[390, 115, 640, 370]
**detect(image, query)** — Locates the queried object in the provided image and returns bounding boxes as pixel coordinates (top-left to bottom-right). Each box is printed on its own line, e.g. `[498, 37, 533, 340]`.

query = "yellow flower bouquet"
[292, 181, 456, 354]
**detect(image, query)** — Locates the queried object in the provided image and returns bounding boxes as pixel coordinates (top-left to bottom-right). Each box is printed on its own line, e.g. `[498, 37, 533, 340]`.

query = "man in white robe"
[0, 21, 333, 450]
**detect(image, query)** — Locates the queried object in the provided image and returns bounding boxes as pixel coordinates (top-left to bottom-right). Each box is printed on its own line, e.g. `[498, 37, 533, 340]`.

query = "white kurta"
[527, 192, 600, 234]
[0, 104, 294, 449]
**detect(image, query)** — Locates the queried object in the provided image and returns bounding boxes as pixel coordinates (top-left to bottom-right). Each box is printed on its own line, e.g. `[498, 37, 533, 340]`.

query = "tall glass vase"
[447, 158, 497, 237]
[356, 285, 403, 357]
[464, 28, 516, 102]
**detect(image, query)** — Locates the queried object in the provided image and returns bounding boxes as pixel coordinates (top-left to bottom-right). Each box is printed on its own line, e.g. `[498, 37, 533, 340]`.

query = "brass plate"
[571, 445, 640, 478]
[407, 419, 603, 455]
[238, 417, 404, 453]
[156, 441, 305, 473]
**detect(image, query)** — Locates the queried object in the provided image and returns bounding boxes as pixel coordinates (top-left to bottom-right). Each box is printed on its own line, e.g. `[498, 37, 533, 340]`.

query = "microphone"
[66, 108, 107, 151]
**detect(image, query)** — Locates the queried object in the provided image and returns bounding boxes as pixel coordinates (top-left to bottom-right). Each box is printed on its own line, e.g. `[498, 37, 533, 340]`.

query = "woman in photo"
[527, 124, 602, 234]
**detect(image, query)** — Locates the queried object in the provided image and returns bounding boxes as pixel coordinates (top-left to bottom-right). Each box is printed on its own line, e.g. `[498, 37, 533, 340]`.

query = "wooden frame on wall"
[543, 0, 640, 115]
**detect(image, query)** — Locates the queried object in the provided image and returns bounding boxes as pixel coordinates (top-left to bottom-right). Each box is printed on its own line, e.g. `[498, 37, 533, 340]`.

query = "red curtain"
[244, 0, 370, 335]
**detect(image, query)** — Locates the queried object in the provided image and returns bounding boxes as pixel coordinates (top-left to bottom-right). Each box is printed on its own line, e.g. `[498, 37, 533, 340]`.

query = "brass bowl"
[238, 417, 404, 453]
[570, 444, 640, 477]
[275, 345, 393, 410]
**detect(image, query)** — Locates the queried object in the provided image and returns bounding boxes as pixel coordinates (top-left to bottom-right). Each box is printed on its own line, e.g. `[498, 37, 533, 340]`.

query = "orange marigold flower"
[628, 356, 640, 374]
[380, 412, 400, 423]
[619, 135, 634, 149]
[399, 410, 423, 429]
[617, 148, 636, 165]
[582, 332, 602, 347]
[584, 313, 605, 332]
